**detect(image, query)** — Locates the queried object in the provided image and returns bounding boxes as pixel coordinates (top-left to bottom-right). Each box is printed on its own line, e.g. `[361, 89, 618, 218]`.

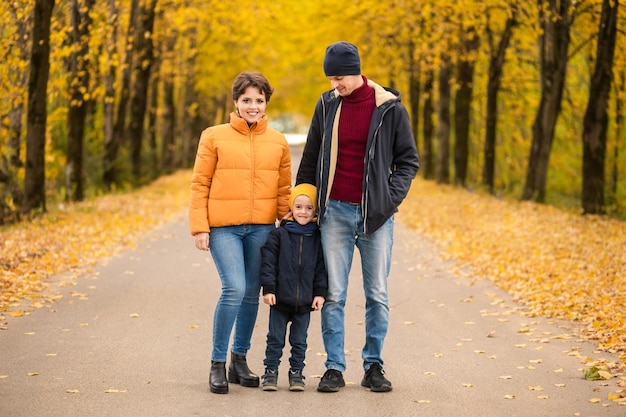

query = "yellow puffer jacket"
[189, 112, 291, 235]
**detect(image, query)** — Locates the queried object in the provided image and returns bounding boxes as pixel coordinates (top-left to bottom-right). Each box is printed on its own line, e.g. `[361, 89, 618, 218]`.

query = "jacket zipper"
[249, 129, 254, 223]
[295, 235, 303, 309]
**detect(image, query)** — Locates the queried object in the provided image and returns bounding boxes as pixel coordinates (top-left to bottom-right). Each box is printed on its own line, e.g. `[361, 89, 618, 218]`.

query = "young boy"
[260, 183, 328, 391]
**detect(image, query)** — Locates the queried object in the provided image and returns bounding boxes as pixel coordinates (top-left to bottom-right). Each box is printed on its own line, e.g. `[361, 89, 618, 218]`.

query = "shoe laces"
[325, 369, 342, 379]
[367, 363, 385, 377]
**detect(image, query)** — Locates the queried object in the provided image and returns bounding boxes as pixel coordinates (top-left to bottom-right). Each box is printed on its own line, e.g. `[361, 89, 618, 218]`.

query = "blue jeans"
[263, 308, 310, 371]
[209, 224, 274, 362]
[320, 199, 393, 372]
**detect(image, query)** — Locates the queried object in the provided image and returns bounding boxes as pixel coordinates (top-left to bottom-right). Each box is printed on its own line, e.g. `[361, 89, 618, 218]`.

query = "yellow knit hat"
[289, 183, 317, 212]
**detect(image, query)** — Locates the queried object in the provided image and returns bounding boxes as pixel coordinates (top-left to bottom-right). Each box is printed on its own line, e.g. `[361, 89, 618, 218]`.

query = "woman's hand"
[194, 232, 209, 251]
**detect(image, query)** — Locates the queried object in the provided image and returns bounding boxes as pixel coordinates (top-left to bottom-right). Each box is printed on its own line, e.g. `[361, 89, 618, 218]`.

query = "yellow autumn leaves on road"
[0, 171, 190, 314]
[1, 170, 625, 366]
[398, 178, 626, 362]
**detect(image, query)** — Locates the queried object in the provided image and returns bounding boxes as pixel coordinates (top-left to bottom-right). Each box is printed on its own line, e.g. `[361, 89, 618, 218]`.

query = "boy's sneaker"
[361, 363, 392, 392]
[317, 369, 345, 392]
[262, 368, 278, 391]
[288, 369, 305, 391]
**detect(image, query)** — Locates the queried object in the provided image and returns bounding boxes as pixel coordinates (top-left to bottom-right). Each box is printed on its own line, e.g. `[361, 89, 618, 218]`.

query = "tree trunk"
[182, 26, 200, 167]
[105, 0, 139, 189]
[522, 0, 571, 202]
[0, 4, 30, 221]
[408, 41, 421, 152]
[128, 0, 158, 185]
[66, 0, 94, 202]
[437, 53, 451, 184]
[422, 70, 435, 180]
[103, 0, 119, 191]
[612, 71, 624, 199]
[23, 0, 55, 214]
[483, 7, 516, 194]
[581, 0, 618, 214]
[160, 28, 177, 174]
[147, 57, 160, 180]
[454, 25, 480, 187]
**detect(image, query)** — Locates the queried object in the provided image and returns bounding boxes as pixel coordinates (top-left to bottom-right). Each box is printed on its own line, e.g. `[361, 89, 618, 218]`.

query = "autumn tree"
[0, 2, 31, 222]
[23, 0, 55, 214]
[105, 0, 139, 190]
[102, 0, 119, 191]
[522, 0, 572, 202]
[65, 0, 95, 202]
[581, 0, 619, 214]
[454, 21, 480, 187]
[483, 3, 517, 193]
[422, 69, 436, 180]
[127, 0, 157, 185]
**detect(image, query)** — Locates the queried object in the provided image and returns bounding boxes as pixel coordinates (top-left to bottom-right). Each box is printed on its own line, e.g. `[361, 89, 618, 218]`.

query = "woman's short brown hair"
[232, 72, 274, 102]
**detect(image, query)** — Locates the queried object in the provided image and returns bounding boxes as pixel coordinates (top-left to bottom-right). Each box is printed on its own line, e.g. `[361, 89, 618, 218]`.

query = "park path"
[1, 145, 624, 417]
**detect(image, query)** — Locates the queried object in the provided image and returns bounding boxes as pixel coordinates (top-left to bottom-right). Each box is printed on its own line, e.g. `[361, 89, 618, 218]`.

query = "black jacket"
[260, 220, 327, 313]
[296, 77, 419, 234]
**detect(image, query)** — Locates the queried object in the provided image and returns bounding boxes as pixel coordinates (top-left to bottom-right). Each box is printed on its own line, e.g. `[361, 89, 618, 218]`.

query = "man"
[296, 41, 419, 393]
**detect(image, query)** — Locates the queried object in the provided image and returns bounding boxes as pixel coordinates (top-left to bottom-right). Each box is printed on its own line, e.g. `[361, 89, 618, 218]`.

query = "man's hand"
[264, 294, 276, 306]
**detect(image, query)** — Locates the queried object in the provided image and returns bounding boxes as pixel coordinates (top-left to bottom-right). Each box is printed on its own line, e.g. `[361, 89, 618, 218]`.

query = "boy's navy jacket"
[260, 219, 328, 313]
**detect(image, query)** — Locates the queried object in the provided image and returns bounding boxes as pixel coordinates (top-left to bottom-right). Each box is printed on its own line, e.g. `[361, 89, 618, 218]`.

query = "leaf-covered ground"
[1, 171, 625, 364]
[397, 178, 626, 363]
[0, 171, 190, 317]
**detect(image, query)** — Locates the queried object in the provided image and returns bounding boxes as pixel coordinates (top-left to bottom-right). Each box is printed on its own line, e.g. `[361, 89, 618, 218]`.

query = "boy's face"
[292, 195, 315, 225]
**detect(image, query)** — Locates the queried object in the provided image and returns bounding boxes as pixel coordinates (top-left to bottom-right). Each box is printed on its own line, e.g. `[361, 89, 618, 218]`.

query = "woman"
[189, 72, 291, 394]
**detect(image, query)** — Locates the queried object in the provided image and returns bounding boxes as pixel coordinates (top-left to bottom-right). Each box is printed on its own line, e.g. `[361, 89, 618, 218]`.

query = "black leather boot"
[228, 352, 260, 387]
[209, 361, 228, 394]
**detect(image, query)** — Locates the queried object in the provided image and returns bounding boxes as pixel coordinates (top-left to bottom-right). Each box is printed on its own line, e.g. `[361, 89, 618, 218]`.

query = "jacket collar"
[229, 112, 268, 135]
[330, 77, 399, 107]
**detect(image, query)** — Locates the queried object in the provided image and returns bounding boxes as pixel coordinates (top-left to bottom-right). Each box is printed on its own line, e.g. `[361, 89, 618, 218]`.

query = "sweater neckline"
[343, 76, 372, 103]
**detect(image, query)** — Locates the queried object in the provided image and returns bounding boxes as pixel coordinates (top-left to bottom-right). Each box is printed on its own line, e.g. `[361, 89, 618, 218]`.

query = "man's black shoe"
[361, 363, 392, 392]
[317, 369, 345, 392]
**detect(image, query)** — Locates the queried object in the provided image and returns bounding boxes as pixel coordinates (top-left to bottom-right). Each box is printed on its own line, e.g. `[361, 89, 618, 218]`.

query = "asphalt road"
[1, 145, 624, 417]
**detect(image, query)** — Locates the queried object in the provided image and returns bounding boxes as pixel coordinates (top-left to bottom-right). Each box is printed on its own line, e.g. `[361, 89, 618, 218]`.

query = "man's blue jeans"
[209, 224, 274, 362]
[320, 199, 393, 372]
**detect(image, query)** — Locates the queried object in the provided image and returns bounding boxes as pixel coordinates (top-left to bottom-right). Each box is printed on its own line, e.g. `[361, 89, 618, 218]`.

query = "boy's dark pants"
[264, 308, 310, 370]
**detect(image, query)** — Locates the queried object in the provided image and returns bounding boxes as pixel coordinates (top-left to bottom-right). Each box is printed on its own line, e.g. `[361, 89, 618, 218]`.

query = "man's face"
[327, 75, 363, 97]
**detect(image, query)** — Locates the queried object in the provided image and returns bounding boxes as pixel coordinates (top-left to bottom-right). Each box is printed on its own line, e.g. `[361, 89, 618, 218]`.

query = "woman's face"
[234, 86, 267, 124]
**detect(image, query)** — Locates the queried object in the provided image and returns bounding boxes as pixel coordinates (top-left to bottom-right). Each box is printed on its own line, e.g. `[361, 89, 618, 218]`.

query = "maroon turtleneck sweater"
[330, 76, 375, 203]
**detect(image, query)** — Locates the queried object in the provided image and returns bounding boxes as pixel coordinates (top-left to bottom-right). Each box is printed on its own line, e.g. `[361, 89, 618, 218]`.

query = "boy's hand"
[311, 296, 325, 311]
[263, 294, 276, 306]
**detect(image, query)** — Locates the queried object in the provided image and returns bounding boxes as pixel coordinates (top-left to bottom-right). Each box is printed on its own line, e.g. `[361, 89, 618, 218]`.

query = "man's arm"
[389, 103, 419, 206]
[296, 98, 324, 186]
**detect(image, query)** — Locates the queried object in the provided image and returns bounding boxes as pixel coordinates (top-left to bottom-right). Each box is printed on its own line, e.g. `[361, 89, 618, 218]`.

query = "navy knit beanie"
[323, 41, 361, 76]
